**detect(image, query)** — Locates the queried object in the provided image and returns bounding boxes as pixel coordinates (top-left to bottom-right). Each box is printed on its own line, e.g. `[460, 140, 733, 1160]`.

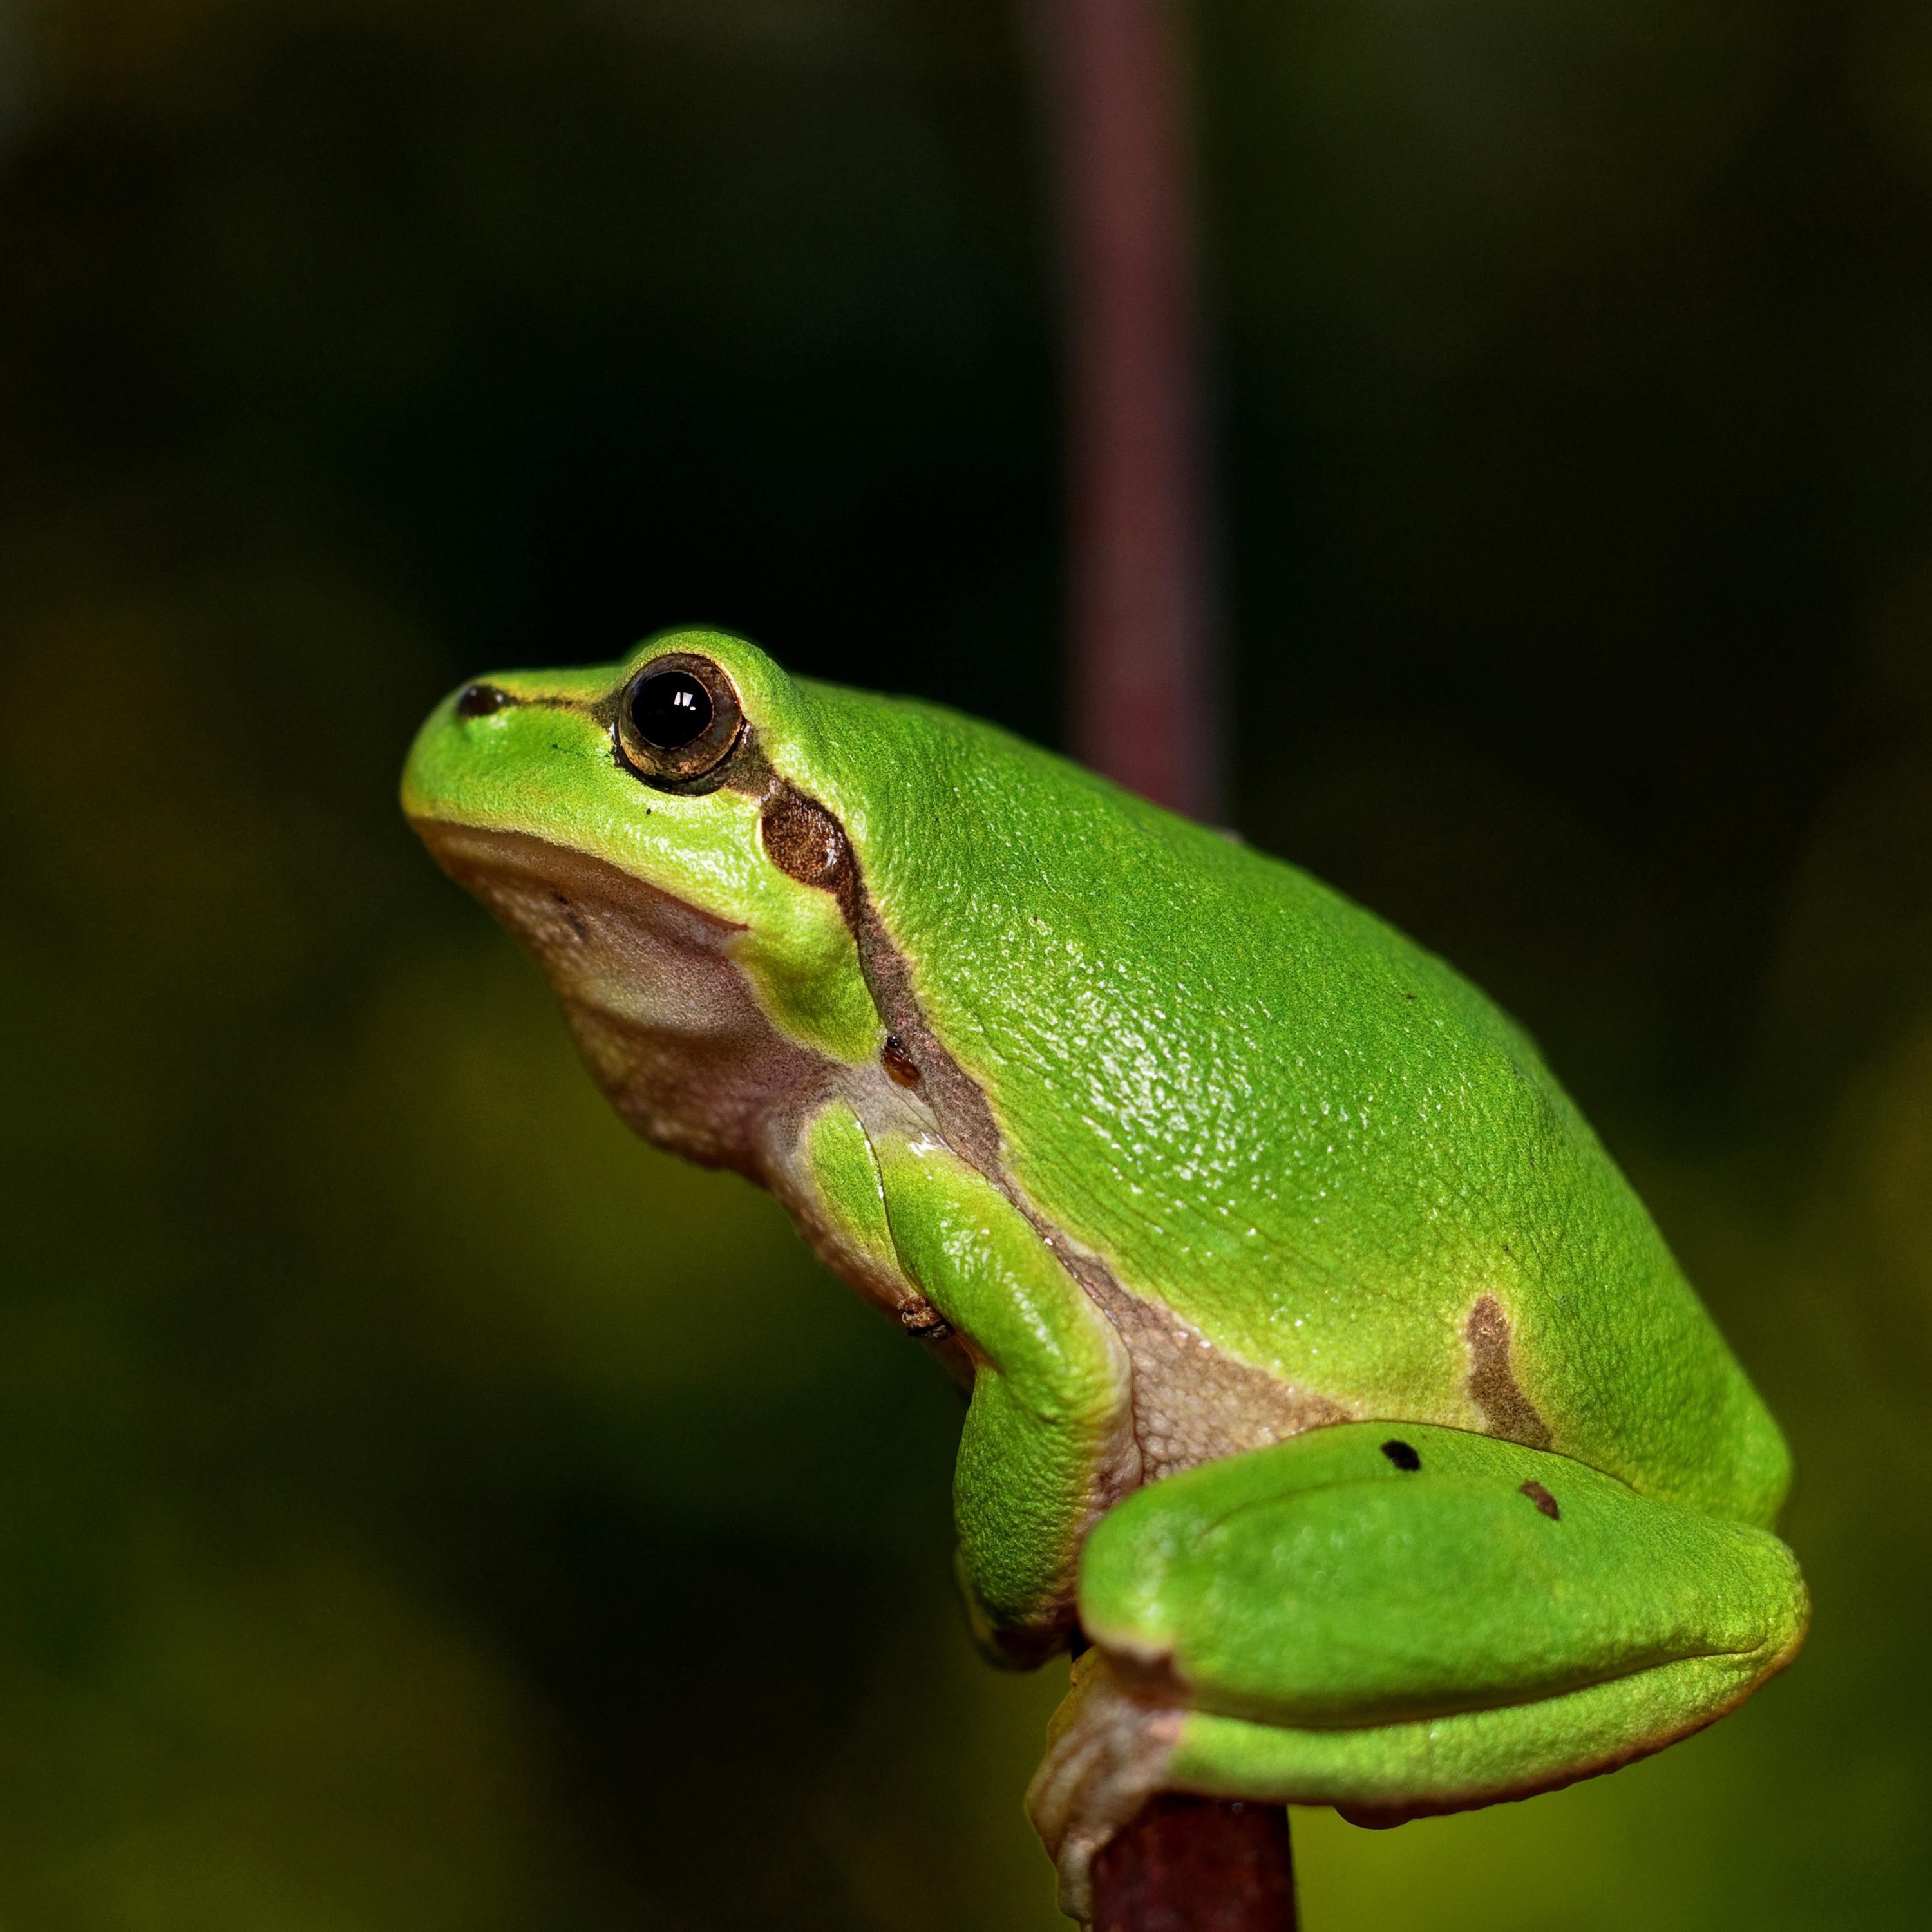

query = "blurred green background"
[3, 0, 1929, 1926]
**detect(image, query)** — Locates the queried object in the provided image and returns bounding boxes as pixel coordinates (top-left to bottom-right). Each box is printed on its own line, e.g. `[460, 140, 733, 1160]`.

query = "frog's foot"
[1027, 1422, 1809, 1924]
[1027, 1648, 1188, 1922]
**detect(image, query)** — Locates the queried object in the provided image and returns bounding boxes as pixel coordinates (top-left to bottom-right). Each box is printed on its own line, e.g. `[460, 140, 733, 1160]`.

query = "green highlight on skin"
[801, 1101, 896, 1273]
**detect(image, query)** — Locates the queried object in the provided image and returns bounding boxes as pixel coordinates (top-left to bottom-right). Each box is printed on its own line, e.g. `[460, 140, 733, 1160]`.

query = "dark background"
[4, 1, 1929, 1925]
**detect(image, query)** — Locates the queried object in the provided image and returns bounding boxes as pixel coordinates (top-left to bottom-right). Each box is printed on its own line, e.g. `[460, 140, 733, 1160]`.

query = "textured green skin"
[799, 680, 1786, 1525]
[403, 629, 1806, 1870]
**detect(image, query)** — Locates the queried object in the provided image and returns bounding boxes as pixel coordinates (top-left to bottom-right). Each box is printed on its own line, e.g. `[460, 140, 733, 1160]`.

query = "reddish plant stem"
[1091, 1795, 1298, 1932]
[1033, 5, 1268, 1920]
[1034, 0, 1220, 821]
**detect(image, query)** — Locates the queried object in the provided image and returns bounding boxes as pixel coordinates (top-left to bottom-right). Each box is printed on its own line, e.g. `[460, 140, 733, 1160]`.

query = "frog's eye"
[616, 653, 744, 788]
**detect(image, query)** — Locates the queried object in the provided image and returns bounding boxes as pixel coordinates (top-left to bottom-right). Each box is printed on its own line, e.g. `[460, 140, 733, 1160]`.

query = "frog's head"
[402, 628, 891, 1170]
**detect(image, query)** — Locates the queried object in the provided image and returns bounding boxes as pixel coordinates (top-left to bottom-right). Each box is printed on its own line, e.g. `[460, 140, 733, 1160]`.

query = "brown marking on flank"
[1520, 1479, 1560, 1520]
[1074, 1264, 1347, 1479]
[1464, 1294, 1553, 1450]
[850, 895, 1007, 1175]
[881, 1033, 921, 1087]
[757, 782, 1007, 1174]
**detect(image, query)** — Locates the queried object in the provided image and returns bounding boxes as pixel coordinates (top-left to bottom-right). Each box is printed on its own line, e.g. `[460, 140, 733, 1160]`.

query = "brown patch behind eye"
[761, 785, 851, 892]
[1464, 1293, 1553, 1450]
[754, 779, 1005, 1171]
[1519, 1479, 1561, 1520]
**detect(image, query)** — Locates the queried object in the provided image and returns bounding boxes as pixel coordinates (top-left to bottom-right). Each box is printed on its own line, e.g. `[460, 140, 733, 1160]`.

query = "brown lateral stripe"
[753, 776, 1345, 1492]
[759, 781, 1006, 1173]
[1464, 1293, 1553, 1450]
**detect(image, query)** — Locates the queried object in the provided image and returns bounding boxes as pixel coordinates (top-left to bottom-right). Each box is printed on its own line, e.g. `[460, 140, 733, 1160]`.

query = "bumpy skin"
[403, 630, 1807, 1923]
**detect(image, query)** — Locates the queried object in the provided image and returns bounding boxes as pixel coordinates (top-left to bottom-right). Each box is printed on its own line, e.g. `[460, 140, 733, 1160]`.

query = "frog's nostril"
[457, 682, 514, 719]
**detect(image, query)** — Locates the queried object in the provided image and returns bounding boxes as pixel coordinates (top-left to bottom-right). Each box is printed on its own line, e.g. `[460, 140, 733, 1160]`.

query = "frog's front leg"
[1030, 1422, 1808, 1922]
[861, 1131, 1139, 1665]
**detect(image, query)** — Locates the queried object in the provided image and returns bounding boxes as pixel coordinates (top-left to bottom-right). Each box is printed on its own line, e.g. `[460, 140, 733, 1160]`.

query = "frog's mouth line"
[411, 817, 745, 941]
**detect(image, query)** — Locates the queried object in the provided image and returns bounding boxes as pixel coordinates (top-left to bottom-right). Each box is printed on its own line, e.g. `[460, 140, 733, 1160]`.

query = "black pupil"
[631, 670, 713, 750]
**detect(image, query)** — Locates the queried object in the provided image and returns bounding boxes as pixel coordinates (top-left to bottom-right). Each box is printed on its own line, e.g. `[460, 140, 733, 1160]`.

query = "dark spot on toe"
[1519, 1480, 1560, 1520]
[457, 681, 513, 718]
[882, 1033, 921, 1088]
[1381, 1439, 1422, 1471]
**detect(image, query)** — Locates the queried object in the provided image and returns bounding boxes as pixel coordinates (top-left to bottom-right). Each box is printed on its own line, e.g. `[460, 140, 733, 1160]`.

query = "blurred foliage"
[1, 0, 1928, 1925]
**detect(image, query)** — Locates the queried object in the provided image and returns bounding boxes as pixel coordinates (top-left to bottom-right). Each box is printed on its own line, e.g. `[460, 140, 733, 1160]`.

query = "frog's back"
[804, 683, 1790, 1528]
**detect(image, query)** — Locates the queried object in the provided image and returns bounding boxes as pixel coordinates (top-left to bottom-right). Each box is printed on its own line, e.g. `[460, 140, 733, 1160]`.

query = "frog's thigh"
[1030, 1422, 1806, 1921]
[871, 1137, 1136, 1665]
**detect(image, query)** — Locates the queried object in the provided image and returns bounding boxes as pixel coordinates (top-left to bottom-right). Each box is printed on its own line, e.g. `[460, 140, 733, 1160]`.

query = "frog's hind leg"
[1028, 1421, 1808, 1922]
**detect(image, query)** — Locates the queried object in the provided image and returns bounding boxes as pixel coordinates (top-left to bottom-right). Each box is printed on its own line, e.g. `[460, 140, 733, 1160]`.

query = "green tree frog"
[403, 630, 1806, 1920]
